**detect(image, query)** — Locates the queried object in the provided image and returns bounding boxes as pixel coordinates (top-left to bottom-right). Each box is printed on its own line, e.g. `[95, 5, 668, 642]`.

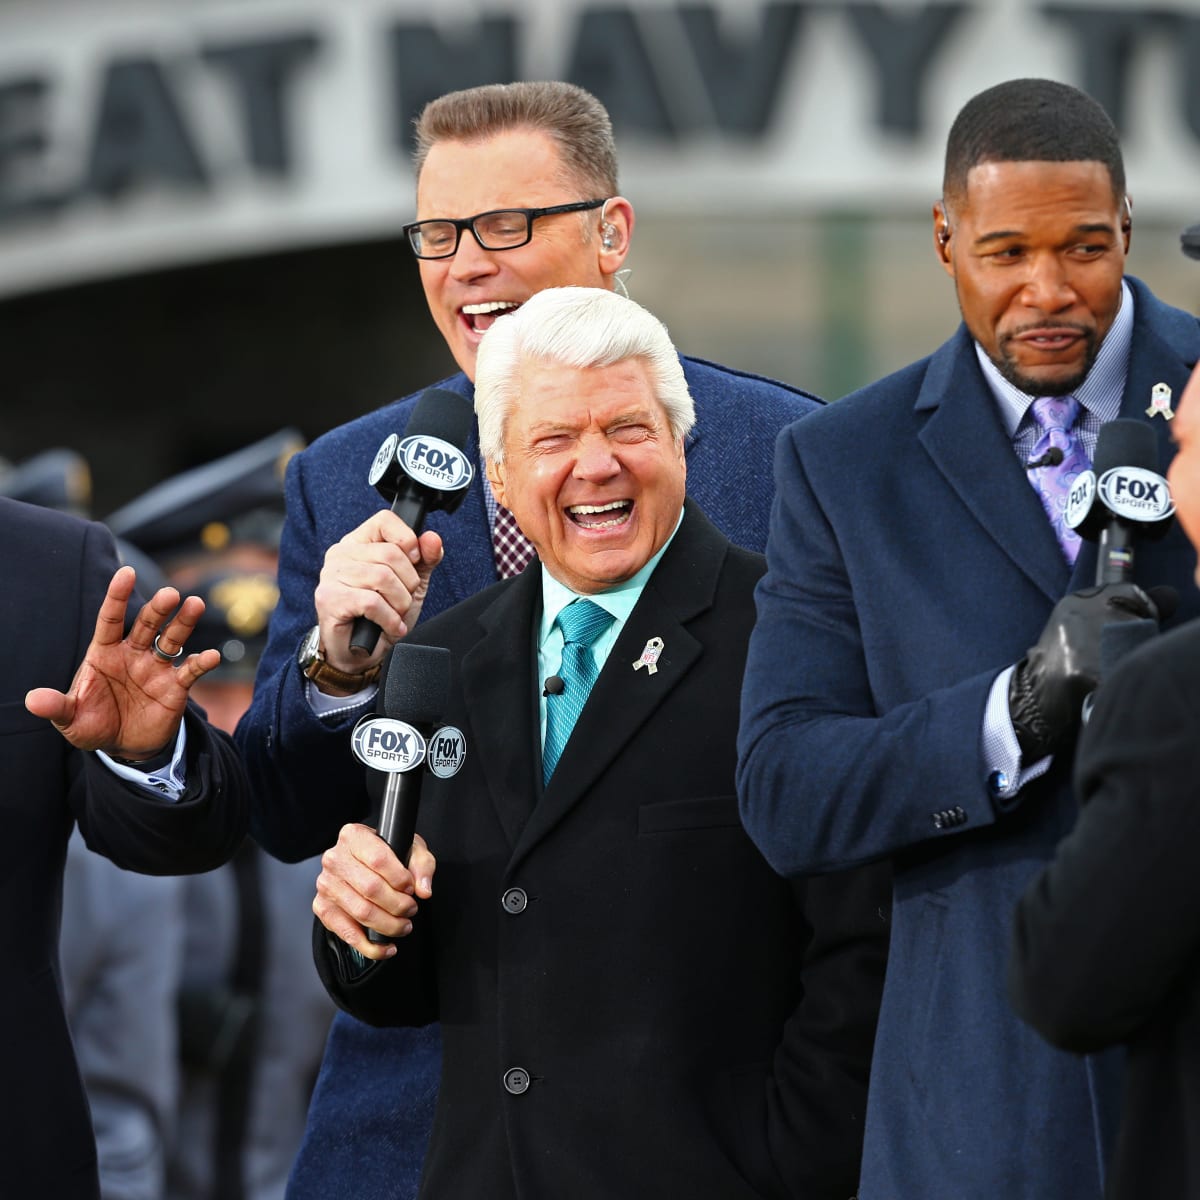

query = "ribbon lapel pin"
[632, 637, 664, 675]
[1147, 382, 1175, 420]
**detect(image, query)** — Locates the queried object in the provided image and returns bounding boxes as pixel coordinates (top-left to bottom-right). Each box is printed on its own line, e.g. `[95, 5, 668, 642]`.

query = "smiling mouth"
[461, 301, 520, 334]
[566, 500, 632, 529]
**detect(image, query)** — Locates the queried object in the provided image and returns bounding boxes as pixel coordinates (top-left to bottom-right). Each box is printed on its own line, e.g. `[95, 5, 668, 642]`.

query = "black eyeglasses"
[404, 199, 607, 260]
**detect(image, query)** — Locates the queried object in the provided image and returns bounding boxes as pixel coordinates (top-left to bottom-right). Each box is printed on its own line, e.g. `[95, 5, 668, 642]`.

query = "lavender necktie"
[1027, 395, 1090, 564]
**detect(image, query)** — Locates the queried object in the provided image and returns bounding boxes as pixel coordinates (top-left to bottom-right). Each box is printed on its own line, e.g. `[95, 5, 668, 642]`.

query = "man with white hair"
[236, 80, 825, 1197]
[308, 287, 889, 1200]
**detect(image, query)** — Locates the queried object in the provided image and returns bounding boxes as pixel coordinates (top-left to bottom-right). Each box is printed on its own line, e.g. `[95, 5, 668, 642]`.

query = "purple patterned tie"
[492, 503, 537, 578]
[1028, 395, 1090, 564]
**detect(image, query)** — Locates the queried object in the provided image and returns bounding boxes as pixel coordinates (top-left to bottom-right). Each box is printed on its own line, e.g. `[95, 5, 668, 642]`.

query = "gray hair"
[474, 287, 695, 464]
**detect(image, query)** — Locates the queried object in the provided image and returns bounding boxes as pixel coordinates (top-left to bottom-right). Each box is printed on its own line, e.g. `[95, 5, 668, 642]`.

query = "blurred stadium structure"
[2, 0, 1198, 511]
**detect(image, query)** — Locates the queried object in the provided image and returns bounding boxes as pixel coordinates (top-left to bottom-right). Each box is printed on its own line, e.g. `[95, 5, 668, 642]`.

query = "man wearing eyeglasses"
[235, 81, 825, 1199]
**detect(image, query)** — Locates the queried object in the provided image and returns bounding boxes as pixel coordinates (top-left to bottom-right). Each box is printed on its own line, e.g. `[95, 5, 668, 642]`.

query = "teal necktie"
[542, 599, 614, 783]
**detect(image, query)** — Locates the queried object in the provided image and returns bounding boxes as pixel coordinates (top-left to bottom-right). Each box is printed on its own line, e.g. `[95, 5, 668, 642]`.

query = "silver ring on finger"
[152, 632, 185, 663]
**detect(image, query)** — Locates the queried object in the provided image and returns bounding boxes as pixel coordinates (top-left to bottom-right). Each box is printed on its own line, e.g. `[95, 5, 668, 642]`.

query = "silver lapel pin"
[632, 637, 664, 675]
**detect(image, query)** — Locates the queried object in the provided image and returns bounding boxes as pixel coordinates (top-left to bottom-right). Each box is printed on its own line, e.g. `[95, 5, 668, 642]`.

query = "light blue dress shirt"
[535, 510, 683, 747]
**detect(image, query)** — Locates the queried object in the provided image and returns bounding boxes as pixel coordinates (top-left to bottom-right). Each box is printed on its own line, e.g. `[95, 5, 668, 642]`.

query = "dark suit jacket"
[315, 504, 889, 1200]
[239, 356, 821, 1199]
[0, 497, 249, 1200]
[736, 278, 1200, 1199]
[1010, 618, 1200, 1200]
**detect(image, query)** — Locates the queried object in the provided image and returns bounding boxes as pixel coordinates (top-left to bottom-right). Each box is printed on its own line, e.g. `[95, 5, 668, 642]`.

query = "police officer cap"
[106, 428, 304, 558]
[0, 448, 92, 515]
[185, 563, 280, 680]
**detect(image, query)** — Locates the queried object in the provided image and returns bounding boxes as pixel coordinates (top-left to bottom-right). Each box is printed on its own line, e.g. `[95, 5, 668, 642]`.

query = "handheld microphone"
[350, 642, 450, 943]
[1026, 447, 1064, 470]
[1065, 418, 1175, 586]
[349, 389, 475, 655]
[543, 675, 564, 697]
[1183, 223, 1200, 261]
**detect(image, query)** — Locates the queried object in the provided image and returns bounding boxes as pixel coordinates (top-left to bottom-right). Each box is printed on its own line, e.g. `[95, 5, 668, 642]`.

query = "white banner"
[0, 0, 1196, 297]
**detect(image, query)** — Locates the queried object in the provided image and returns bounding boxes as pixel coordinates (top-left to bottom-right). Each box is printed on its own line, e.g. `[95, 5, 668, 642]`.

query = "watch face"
[298, 625, 321, 667]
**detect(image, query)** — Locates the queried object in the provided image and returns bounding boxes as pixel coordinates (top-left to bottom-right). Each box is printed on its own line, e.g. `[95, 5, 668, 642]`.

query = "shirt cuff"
[982, 665, 1052, 807]
[96, 723, 188, 801]
[305, 678, 378, 718]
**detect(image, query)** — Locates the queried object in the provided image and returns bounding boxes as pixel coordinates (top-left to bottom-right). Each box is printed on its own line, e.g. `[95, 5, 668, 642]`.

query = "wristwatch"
[297, 625, 382, 691]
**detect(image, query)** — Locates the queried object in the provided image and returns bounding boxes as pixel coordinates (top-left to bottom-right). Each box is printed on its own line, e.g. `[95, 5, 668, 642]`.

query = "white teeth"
[568, 502, 629, 514]
[462, 301, 519, 315]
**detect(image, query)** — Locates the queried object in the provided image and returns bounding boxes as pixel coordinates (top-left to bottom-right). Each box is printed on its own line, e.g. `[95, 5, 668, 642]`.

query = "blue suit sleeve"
[235, 447, 374, 862]
[736, 420, 1006, 876]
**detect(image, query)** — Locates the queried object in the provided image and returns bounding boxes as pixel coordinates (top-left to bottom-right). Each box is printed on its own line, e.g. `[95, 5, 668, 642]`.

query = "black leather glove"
[1009, 582, 1160, 760]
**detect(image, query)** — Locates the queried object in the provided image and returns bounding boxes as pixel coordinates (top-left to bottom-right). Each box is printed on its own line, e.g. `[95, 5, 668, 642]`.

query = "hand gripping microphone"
[1065, 418, 1175, 586]
[350, 642, 452, 944]
[1064, 419, 1177, 712]
[349, 388, 475, 655]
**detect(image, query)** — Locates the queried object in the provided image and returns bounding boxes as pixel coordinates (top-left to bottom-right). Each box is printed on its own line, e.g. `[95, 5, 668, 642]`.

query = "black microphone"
[1066, 418, 1174, 586]
[377, 643, 450, 860]
[543, 675, 564, 697]
[1026, 446, 1064, 470]
[349, 389, 475, 655]
[348, 641, 451, 944]
[1183, 222, 1200, 261]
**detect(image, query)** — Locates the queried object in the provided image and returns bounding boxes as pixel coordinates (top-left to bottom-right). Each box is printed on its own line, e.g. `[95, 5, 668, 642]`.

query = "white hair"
[474, 286, 695, 463]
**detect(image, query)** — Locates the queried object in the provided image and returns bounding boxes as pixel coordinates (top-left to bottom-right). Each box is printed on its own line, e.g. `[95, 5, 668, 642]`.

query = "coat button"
[503, 1067, 530, 1095]
[501, 887, 528, 915]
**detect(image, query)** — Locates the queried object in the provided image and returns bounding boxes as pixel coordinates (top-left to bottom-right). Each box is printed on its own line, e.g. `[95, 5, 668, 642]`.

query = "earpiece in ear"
[601, 223, 616, 250]
[938, 224, 950, 246]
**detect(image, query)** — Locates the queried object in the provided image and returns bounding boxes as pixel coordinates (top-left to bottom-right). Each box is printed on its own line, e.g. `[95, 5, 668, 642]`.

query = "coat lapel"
[461, 567, 543, 850]
[916, 329, 1072, 602]
[507, 505, 724, 871]
[1071, 278, 1200, 590]
[1118, 279, 1199, 469]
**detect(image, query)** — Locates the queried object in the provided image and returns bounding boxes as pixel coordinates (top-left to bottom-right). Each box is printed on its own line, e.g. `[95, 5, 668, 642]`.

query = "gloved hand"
[1009, 582, 1160, 759]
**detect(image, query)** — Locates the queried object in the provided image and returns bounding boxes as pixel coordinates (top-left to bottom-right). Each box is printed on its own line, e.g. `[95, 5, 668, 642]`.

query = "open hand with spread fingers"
[25, 564, 222, 762]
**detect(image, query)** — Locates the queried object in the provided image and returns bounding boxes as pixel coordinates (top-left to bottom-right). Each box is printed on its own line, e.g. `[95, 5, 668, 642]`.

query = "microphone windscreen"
[1183, 223, 1200, 261]
[404, 388, 474, 452]
[1093, 418, 1158, 475]
[383, 642, 451, 724]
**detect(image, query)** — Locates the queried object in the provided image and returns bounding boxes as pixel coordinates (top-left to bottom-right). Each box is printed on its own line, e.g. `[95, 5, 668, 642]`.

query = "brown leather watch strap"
[302, 657, 382, 691]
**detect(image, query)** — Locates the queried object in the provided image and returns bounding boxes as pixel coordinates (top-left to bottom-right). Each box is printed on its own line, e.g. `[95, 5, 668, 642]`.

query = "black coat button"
[501, 887, 528, 914]
[503, 1067, 530, 1095]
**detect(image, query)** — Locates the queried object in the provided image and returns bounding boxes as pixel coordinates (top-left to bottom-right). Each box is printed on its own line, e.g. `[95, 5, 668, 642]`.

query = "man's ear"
[486, 457, 508, 509]
[598, 196, 634, 272]
[933, 199, 954, 274]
